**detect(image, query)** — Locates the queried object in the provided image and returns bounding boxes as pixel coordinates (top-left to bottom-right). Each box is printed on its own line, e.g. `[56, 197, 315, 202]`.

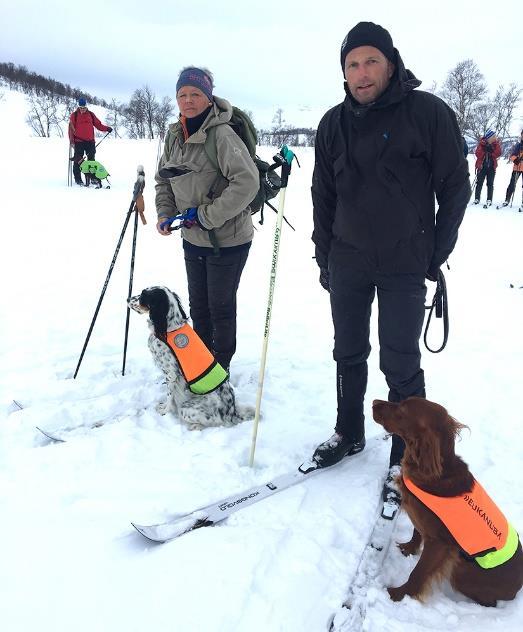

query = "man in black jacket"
[311, 22, 470, 509]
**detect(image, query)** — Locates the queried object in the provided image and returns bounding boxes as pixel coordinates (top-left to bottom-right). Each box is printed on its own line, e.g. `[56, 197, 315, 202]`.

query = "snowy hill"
[1, 88, 523, 632]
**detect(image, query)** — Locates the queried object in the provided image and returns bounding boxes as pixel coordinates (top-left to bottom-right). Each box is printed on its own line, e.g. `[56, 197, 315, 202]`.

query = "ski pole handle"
[132, 165, 145, 202]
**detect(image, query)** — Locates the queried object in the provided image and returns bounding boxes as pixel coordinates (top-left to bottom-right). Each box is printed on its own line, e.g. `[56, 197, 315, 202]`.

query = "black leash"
[423, 269, 449, 353]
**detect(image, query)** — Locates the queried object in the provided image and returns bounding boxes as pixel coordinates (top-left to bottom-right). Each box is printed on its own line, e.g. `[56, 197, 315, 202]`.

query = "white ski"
[328, 500, 400, 631]
[35, 420, 109, 442]
[132, 433, 390, 543]
[12, 400, 122, 442]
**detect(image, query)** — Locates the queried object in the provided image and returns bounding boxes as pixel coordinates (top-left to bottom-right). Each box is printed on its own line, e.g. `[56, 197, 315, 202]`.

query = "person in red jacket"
[68, 97, 112, 186]
[473, 130, 501, 207]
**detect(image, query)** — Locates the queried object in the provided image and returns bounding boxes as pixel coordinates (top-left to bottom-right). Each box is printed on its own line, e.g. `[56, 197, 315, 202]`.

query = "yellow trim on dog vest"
[403, 476, 519, 569]
[166, 323, 228, 395]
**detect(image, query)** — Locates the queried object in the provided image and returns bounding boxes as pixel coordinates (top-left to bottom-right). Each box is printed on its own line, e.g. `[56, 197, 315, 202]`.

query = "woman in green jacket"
[155, 66, 259, 371]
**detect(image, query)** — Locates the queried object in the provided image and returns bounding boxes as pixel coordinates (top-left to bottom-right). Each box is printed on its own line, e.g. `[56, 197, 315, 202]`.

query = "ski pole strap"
[264, 200, 296, 230]
[423, 269, 449, 353]
[135, 193, 146, 225]
[160, 215, 181, 231]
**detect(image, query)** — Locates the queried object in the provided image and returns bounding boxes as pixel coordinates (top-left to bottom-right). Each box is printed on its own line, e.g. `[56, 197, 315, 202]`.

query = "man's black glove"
[107, 127, 113, 133]
[319, 267, 330, 292]
[484, 144, 493, 153]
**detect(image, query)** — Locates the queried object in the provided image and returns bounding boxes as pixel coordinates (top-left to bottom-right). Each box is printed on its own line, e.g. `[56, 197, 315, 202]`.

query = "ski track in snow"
[1, 89, 522, 631]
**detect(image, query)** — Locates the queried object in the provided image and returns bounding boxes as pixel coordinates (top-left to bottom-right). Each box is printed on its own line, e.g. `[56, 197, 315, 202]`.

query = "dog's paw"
[397, 540, 420, 557]
[235, 404, 256, 421]
[186, 422, 204, 431]
[387, 586, 406, 602]
[155, 401, 171, 416]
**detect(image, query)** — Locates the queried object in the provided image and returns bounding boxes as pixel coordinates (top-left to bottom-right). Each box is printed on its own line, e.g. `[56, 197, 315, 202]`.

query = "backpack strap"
[71, 109, 96, 137]
[203, 126, 227, 201]
[204, 126, 220, 172]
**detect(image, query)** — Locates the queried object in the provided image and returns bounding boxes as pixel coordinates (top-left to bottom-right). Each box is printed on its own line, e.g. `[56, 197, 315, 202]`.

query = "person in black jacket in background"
[310, 22, 470, 510]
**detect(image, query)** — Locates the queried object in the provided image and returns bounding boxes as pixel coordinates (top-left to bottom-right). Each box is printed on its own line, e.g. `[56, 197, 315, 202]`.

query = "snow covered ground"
[1, 89, 522, 631]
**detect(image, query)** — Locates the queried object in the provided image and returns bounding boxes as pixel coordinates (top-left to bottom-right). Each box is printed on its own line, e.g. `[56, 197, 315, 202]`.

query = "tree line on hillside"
[0, 59, 521, 148]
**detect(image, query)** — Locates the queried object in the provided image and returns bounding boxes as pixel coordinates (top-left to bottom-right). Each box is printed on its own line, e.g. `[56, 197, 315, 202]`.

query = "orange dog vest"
[403, 476, 519, 569]
[166, 323, 228, 395]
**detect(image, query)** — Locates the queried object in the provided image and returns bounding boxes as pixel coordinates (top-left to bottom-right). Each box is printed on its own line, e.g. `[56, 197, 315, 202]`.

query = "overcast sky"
[3, 0, 522, 130]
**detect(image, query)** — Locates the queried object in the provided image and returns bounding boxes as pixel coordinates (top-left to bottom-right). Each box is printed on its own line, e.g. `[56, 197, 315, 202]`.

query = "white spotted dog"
[128, 286, 253, 430]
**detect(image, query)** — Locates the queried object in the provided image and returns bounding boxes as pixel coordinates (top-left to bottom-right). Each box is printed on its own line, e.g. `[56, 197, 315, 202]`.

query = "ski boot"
[312, 432, 366, 468]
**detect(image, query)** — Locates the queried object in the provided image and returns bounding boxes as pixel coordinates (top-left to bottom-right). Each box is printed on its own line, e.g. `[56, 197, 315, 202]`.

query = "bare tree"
[468, 102, 494, 141]
[142, 85, 159, 139]
[271, 108, 292, 146]
[25, 90, 63, 137]
[123, 86, 166, 139]
[489, 84, 522, 142]
[426, 80, 438, 95]
[153, 96, 175, 139]
[122, 88, 147, 139]
[465, 83, 521, 142]
[440, 59, 488, 133]
[106, 98, 124, 138]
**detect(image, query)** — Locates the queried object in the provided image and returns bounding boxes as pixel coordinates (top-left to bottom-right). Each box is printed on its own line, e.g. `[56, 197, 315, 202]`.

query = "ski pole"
[156, 135, 163, 169]
[122, 167, 146, 376]
[95, 131, 111, 149]
[67, 143, 73, 186]
[249, 146, 298, 467]
[509, 171, 520, 207]
[73, 166, 146, 379]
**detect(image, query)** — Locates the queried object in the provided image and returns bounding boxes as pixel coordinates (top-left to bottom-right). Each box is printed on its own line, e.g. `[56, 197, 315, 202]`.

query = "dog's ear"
[172, 292, 187, 321]
[448, 414, 469, 440]
[142, 288, 168, 342]
[409, 430, 443, 479]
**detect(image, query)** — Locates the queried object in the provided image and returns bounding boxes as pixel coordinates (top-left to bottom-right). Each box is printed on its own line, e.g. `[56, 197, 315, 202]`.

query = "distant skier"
[68, 98, 112, 186]
[499, 130, 523, 210]
[473, 130, 501, 207]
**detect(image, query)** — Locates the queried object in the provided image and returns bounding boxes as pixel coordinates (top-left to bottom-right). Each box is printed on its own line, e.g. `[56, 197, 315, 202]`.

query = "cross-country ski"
[11, 400, 130, 442]
[132, 433, 391, 542]
[328, 501, 400, 631]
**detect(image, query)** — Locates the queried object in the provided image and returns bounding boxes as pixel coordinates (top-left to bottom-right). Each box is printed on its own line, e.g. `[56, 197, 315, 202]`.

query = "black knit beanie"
[340, 22, 395, 69]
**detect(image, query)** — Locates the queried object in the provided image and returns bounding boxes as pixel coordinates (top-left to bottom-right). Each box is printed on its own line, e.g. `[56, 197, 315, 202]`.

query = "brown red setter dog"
[373, 397, 523, 606]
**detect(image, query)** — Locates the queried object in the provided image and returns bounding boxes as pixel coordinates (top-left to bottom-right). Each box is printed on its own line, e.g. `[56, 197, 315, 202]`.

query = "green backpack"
[204, 107, 282, 224]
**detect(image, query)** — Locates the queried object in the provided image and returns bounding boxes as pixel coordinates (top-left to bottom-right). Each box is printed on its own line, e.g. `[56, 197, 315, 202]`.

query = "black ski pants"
[505, 171, 522, 203]
[184, 248, 249, 371]
[329, 261, 427, 466]
[475, 165, 496, 202]
[73, 140, 96, 182]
